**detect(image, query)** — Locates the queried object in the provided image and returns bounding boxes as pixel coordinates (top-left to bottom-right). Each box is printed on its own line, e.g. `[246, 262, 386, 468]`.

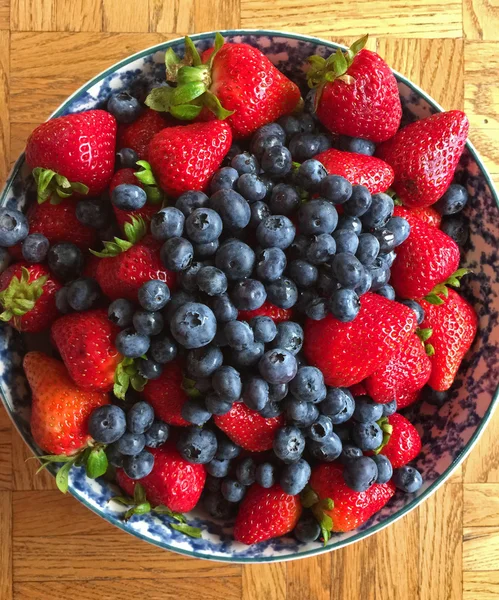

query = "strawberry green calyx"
[134, 161, 163, 205]
[300, 485, 334, 545]
[424, 268, 471, 305]
[114, 357, 147, 400]
[90, 215, 147, 258]
[182, 377, 203, 399]
[32, 167, 89, 204]
[0, 267, 48, 323]
[373, 417, 394, 456]
[416, 327, 435, 356]
[145, 33, 234, 121]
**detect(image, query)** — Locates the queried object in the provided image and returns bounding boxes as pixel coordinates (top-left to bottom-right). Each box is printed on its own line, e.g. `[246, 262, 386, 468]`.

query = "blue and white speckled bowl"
[1, 30, 498, 563]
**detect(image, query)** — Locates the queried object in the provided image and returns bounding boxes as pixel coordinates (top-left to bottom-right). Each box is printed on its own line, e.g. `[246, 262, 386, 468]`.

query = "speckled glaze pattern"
[1, 31, 498, 563]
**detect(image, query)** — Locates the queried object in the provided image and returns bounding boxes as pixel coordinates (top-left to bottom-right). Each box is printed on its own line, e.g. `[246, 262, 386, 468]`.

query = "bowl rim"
[2, 28, 499, 564]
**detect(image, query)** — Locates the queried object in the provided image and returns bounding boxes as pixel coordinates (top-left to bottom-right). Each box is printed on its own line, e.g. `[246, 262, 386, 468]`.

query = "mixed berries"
[1, 33, 478, 547]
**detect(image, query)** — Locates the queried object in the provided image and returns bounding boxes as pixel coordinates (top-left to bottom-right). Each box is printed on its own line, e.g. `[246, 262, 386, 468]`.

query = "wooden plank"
[463, 408, 499, 483]
[464, 484, 499, 526]
[463, 527, 499, 571]
[0, 30, 9, 187]
[0, 407, 11, 491]
[0, 0, 9, 30]
[331, 537, 375, 600]
[464, 572, 499, 600]
[11, 434, 56, 491]
[10, 0, 56, 31]
[463, 0, 499, 40]
[419, 483, 463, 600]
[240, 0, 462, 38]
[103, 0, 149, 33]
[150, 0, 240, 33]
[55, 0, 103, 32]
[464, 41, 499, 82]
[465, 83, 499, 128]
[242, 563, 286, 600]
[377, 38, 423, 84]
[287, 554, 331, 600]
[0, 492, 12, 600]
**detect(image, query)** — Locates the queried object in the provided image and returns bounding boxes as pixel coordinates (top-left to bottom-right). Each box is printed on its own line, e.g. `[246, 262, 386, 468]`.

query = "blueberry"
[376, 284, 396, 300]
[178, 260, 203, 292]
[317, 268, 341, 296]
[186, 344, 223, 378]
[194, 239, 219, 258]
[271, 321, 303, 355]
[289, 234, 310, 259]
[236, 173, 267, 203]
[150, 334, 177, 364]
[206, 457, 231, 478]
[215, 433, 241, 460]
[280, 459, 311, 495]
[234, 457, 256, 486]
[351, 421, 383, 451]
[259, 401, 284, 418]
[231, 279, 267, 311]
[373, 227, 396, 254]
[55, 286, 71, 314]
[250, 316, 277, 344]
[115, 328, 150, 358]
[369, 264, 391, 291]
[256, 215, 296, 249]
[352, 396, 384, 423]
[106, 444, 124, 468]
[399, 299, 425, 324]
[185, 208, 223, 244]
[208, 293, 238, 323]
[338, 135, 376, 155]
[421, 387, 448, 407]
[250, 124, 286, 158]
[289, 133, 323, 161]
[224, 320, 254, 350]
[379, 251, 397, 268]
[289, 367, 324, 403]
[294, 159, 328, 191]
[362, 193, 394, 229]
[269, 184, 301, 215]
[170, 302, 216, 349]
[20, 233, 49, 263]
[242, 377, 271, 412]
[356, 233, 380, 266]
[66, 277, 100, 311]
[111, 184, 147, 211]
[343, 456, 378, 492]
[320, 388, 355, 424]
[285, 397, 310, 422]
[205, 394, 233, 415]
[215, 239, 255, 280]
[150, 207, 185, 241]
[144, 420, 170, 448]
[133, 310, 164, 336]
[308, 432, 343, 462]
[231, 152, 259, 175]
[328, 288, 360, 322]
[221, 479, 246, 502]
[355, 268, 372, 296]
[88, 405, 126, 444]
[204, 493, 235, 519]
[287, 259, 318, 289]
[337, 215, 362, 234]
[250, 200, 271, 228]
[273, 425, 306, 463]
[256, 462, 276, 488]
[123, 450, 155, 479]
[269, 382, 289, 402]
[266, 277, 298, 309]
[339, 443, 363, 465]
[126, 401, 155, 435]
[138, 280, 170, 311]
[107, 91, 141, 123]
[392, 465, 423, 493]
[305, 297, 328, 320]
[297, 112, 316, 132]
[277, 115, 301, 140]
[255, 247, 287, 281]
[116, 432, 146, 456]
[382, 399, 397, 416]
[177, 426, 218, 464]
[333, 229, 359, 255]
[332, 253, 364, 288]
[175, 190, 209, 217]
[435, 184, 468, 215]
[372, 454, 393, 484]
[298, 200, 338, 236]
[76, 199, 111, 230]
[306, 234, 336, 264]
[385, 216, 410, 247]
[342, 185, 372, 217]
[165, 292, 197, 324]
[116, 147, 139, 169]
[210, 166, 239, 193]
[294, 402, 320, 427]
[160, 237, 194, 271]
[197, 266, 228, 296]
[294, 514, 321, 542]
[232, 342, 265, 368]
[261, 145, 292, 176]
[136, 357, 163, 380]
[320, 175, 352, 205]
[48, 242, 83, 282]
[305, 415, 332, 442]
[108, 298, 134, 327]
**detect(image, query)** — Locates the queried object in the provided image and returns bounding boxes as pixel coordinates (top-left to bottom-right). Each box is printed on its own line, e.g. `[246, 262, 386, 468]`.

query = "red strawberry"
[117, 108, 176, 160]
[374, 413, 422, 468]
[419, 289, 477, 391]
[116, 443, 206, 513]
[364, 333, 432, 403]
[349, 382, 368, 397]
[397, 389, 421, 409]
[393, 205, 441, 229]
[24, 352, 110, 455]
[308, 462, 395, 534]
[376, 110, 469, 208]
[238, 301, 293, 323]
[307, 37, 402, 143]
[315, 148, 394, 194]
[304, 292, 417, 387]
[233, 484, 302, 544]
[148, 120, 232, 198]
[26, 109, 117, 203]
[390, 219, 461, 300]
[51, 309, 122, 392]
[109, 168, 159, 231]
[141, 360, 190, 427]
[0, 263, 61, 332]
[214, 402, 284, 452]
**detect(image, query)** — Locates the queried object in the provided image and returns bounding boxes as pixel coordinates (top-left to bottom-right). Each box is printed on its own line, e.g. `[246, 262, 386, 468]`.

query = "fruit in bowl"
[0, 30, 497, 562]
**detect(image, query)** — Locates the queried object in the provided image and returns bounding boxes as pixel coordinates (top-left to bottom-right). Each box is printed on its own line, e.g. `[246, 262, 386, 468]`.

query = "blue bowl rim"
[1, 29, 498, 564]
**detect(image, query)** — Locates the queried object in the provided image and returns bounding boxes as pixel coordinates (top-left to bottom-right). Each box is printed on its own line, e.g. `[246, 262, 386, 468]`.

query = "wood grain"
[0, 491, 12, 600]
[464, 485, 499, 526]
[464, 572, 499, 599]
[287, 553, 331, 600]
[0, 30, 9, 185]
[463, 0, 499, 40]
[463, 528, 499, 571]
[242, 563, 286, 600]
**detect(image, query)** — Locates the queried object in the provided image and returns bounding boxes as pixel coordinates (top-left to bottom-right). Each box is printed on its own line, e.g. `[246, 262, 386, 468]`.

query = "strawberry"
[26, 109, 117, 203]
[146, 34, 300, 139]
[373, 413, 422, 468]
[419, 289, 477, 391]
[24, 351, 110, 455]
[304, 292, 417, 387]
[396, 389, 421, 409]
[214, 402, 285, 452]
[390, 219, 461, 300]
[233, 483, 302, 544]
[307, 36, 402, 143]
[315, 148, 394, 194]
[376, 110, 469, 208]
[238, 301, 293, 323]
[51, 308, 122, 392]
[349, 382, 368, 397]
[116, 443, 206, 513]
[148, 120, 232, 198]
[393, 205, 441, 229]
[0, 263, 61, 332]
[93, 218, 176, 302]
[141, 360, 190, 427]
[117, 108, 176, 160]
[307, 462, 395, 536]
[109, 168, 160, 231]
[364, 332, 432, 403]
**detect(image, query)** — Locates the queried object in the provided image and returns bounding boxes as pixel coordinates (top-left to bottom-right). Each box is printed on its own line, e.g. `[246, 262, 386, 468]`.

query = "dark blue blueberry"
[88, 405, 126, 444]
[317, 134, 332, 153]
[295, 289, 318, 314]
[355, 268, 372, 295]
[294, 514, 321, 542]
[259, 348, 298, 385]
[106, 444, 124, 468]
[150, 207, 185, 241]
[259, 401, 284, 418]
[421, 386, 448, 407]
[107, 91, 141, 123]
[339, 443, 363, 465]
[255, 247, 287, 281]
[385, 216, 411, 247]
[294, 402, 320, 427]
[361, 192, 394, 229]
[333, 229, 359, 255]
[250, 123, 286, 158]
[277, 114, 301, 140]
[225, 143, 243, 164]
[177, 426, 218, 464]
[116, 147, 139, 169]
[231, 152, 259, 175]
[206, 457, 231, 478]
[135, 357, 162, 380]
[306, 233, 336, 264]
[47, 242, 83, 282]
[382, 399, 397, 416]
[123, 450, 154, 479]
[280, 459, 311, 495]
[250, 316, 277, 344]
[290, 366, 325, 402]
[284, 397, 310, 421]
[232, 342, 265, 368]
[289, 234, 310, 259]
[255, 462, 276, 488]
[308, 432, 343, 462]
[392, 466, 423, 493]
[237, 173, 267, 203]
[339, 136, 376, 155]
[441, 214, 469, 246]
[66, 277, 100, 311]
[175, 190, 209, 217]
[0, 247, 10, 273]
[317, 268, 341, 296]
[269, 183, 301, 215]
[181, 397, 212, 426]
[305, 297, 328, 320]
[224, 320, 254, 351]
[266, 277, 298, 309]
[287, 259, 318, 288]
[210, 166, 239, 193]
[273, 425, 306, 463]
[337, 215, 362, 234]
[306, 415, 333, 442]
[185, 207, 223, 244]
[256, 215, 295, 249]
[205, 394, 233, 415]
[319, 175, 352, 205]
[194, 239, 219, 258]
[298, 112, 316, 132]
[197, 266, 228, 296]
[203, 492, 234, 519]
[334, 422, 352, 443]
[399, 299, 425, 324]
[144, 420, 170, 448]
[215, 432, 241, 460]
[179, 261, 203, 292]
[249, 200, 271, 228]
[332, 253, 364, 288]
[75, 199, 111, 229]
[55, 286, 71, 314]
[353, 395, 384, 423]
[328, 287, 360, 322]
[372, 454, 393, 484]
[271, 321, 304, 355]
[205, 474, 222, 493]
[261, 145, 292, 176]
[356, 233, 380, 266]
[160, 237, 194, 271]
[138, 280, 170, 311]
[221, 479, 246, 502]
[320, 388, 355, 424]
[351, 421, 383, 451]
[108, 298, 134, 327]
[343, 456, 378, 492]
[116, 432, 146, 456]
[186, 344, 223, 378]
[369, 264, 391, 291]
[111, 183, 147, 210]
[114, 328, 150, 358]
[289, 133, 323, 161]
[150, 334, 177, 364]
[435, 184, 468, 215]
[269, 382, 289, 402]
[170, 302, 216, 349]
[294, 159, 328, 191]
[230, 278, 267, 310]
[376, 284, 396, 300]
[373, 227, 396, 253]
[127, 401, 155, 434]
[215, 239, 255, 281]
[133, 310, 164, 336]
[236, 457, 257, 486]
[208, 293, 238, 323]
[343, 185, 372, 217]
[0, 208, 28, 247]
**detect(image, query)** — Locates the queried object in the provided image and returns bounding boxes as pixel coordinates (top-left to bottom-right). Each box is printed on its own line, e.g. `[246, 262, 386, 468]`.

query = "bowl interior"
[1, 31, 499, 563]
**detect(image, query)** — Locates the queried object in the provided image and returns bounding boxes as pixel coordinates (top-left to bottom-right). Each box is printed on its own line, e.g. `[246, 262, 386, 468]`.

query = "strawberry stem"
[91, 215, 146, 258]
[134, 161, 163, 205]
[424, 268, 471, 305]
[32, 167, 89, 204]
[373, 417, 393, 455]
[0, 267, 48, 325]
[114, 357, 147, 400]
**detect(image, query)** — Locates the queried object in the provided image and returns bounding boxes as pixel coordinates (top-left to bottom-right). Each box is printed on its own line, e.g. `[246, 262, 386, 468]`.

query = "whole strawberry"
[24, 351, 110, 455]
[315, 148, 394, 194]
[304, 292, 417, 387]
[214, 402, 285, 452]
[419, 289, 477, 391]
[51, 308, 122, 392]
[307, 36, 402, 143]
[117, 108, 176, 160]
[0, 263, 61, 332]
[148, 120, 232, 198]
[146, 34, 301, 139]
[26, 109, 117, 203]
[393, 205, 441, 229]
[374, 413, 422, 468]
[116, 443, 206, 513]
[238, 301, 293, 323]
[376, 110, 469, 208]
[390, 219, 461, 299]
[233, 483, 302, 544]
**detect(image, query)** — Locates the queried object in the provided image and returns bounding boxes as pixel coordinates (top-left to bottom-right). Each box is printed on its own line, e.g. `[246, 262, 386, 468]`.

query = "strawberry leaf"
[202, 90, 234, 120]
[85, 448, 108, 479]
[425, 343, 435, 357]
[177, 65, 207, 85]
[171, 81, 206, 106]
[170, 103, 203, 120]
[134, 160, 156, 186]
[300, 485, 319, 508]
[165, 48, 182, 81]
[416, 328, 433, 342]
[346, 34, 368, 63]
[171, 523, 202, 538]
[145, 86, 174, 112]
[91, 216, 146, 258]
[184, 36, 202, 67]
[424, 293, 445, 306]
[32, 167, 88, 204]
[331, 48, 348, 78]
[0, 267, 48, 323]
[55, 460, 74, 494]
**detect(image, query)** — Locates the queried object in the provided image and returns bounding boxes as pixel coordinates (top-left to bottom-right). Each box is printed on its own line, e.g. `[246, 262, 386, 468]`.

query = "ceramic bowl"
[1, 30, 498, 563]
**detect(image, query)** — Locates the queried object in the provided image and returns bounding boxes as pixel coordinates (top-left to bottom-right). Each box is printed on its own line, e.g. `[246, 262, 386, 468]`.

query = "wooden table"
[1, 1, 499, 599]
